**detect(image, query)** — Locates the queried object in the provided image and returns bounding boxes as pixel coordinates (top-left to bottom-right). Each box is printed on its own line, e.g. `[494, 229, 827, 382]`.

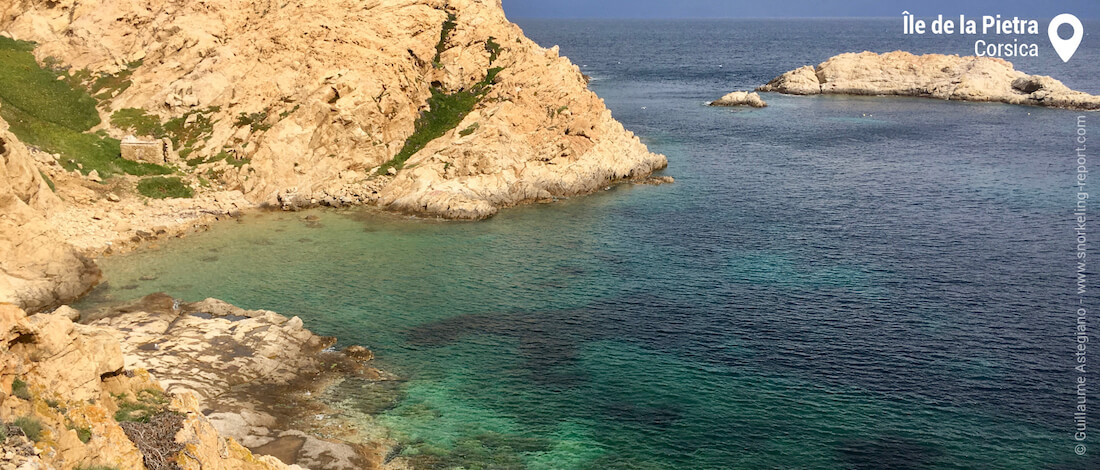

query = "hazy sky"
[501, 0, 1100, 19]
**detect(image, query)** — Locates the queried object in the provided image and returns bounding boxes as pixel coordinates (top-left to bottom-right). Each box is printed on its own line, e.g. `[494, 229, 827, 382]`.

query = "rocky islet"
[756, 50, 1100, 110]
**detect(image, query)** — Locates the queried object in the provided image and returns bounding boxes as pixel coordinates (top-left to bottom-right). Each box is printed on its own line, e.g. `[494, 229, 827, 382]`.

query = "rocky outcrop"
[0, 109, 101, 313]
[2, 0, 667, 219]
[709, 91, 767, 108]
[758, 51, 1100, 110]
[0, 303, 294, 470]
[84, 294, 401, 470]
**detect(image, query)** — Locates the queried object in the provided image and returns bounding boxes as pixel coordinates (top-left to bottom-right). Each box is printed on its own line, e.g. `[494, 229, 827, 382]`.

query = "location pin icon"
[1048, 13, 1083, 62]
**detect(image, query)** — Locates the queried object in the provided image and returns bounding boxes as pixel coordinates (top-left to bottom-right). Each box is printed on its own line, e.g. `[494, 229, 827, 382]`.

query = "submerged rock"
[710, 91, 768, 108]
[758, 51, 1100, 110]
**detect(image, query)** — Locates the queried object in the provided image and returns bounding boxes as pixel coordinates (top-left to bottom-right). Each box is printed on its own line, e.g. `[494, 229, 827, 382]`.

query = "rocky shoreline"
[83, 294, 404, 470]
[756, 51, 1100, 110]
[2, 292, 407, 470]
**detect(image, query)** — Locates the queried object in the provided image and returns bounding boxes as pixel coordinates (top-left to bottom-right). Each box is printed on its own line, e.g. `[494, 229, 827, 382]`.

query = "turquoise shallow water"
[78, 19, 1098, 470]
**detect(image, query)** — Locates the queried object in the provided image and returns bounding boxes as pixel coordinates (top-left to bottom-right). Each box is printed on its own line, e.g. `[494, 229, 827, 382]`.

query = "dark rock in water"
[342, 345, 374, 361]
[633, 175, 675, 186]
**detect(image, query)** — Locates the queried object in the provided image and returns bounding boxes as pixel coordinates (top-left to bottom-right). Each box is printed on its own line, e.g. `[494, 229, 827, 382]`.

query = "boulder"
[710, 91, 768, 108]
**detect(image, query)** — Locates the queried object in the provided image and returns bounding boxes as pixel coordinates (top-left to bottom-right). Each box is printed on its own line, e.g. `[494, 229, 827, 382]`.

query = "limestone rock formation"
[0, 303, 294, 470]
[85, 294, 400, 470]
[709, 91, 767, 108]
[758, 51, 1100, 110]
[2, 0, 667, 219]
[0, 110, 101, 313]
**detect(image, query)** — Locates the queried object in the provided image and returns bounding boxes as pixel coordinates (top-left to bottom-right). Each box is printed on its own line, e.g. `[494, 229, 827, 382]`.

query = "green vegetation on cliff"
[112, 389, 171, 422]
[0, 37, 170, 177]
[11, 378, 31, 400]
[433, 12, 458, 68]
[378, 13, 505, 175]
[13, 416, 42, 442]
[378, 67, 502, 175]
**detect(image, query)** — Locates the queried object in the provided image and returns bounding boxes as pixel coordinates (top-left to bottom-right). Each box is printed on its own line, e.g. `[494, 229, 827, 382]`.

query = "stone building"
[120, 136, 173, 164]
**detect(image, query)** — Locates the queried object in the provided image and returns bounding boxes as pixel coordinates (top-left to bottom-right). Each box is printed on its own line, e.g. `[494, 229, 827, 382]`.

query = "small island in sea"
[755, 51, 1100, 110]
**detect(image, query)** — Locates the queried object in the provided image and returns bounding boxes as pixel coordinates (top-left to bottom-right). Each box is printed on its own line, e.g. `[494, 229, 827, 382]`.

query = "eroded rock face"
[710, 91, 767, 108]
[0, 111, 102, 312]
[2, 0, 667, 219]
[758, 51, 1100, 110]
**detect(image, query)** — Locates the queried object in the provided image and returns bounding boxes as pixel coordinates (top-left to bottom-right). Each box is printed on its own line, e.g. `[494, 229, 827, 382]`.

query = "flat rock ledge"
[757, 51, 1100, 110]
[709, 91, 768, 108]
[83, 293, 404, 470]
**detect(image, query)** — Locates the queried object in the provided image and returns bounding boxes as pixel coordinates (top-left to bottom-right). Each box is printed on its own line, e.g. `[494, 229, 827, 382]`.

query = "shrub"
[137, 177, 193, 199]
[75, 426, 92, 443]
[432, 13, 458, 68]
[485, 37, 501, 64]
[119, 411, 183, 470]
[113, 389, 170, 423]
[459, 123, 479, 137]
[11, 378, 31, 400]
[234, 110, 271, 132]
[14, 416, 42, 442]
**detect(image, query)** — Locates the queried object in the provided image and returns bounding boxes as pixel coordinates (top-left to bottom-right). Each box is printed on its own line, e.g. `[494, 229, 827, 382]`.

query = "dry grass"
[119, 412, 184, 470]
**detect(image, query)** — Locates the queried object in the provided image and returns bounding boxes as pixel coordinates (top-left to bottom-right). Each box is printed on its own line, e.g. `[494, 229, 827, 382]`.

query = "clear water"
[79, 19, 1099, 469]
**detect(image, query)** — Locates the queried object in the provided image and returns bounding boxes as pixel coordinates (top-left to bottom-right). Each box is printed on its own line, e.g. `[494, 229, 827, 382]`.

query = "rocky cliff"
[0, 113, 101, 312]
[758, 51, 1100, 110]
[1, 0, 666, 219]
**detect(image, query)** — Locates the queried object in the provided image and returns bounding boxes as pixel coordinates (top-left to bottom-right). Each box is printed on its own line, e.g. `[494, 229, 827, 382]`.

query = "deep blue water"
[81, 19, 1098, 469]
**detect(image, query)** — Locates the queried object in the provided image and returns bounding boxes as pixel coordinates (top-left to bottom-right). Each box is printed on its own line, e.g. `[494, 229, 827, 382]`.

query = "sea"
[77, 19, 1100, 469]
